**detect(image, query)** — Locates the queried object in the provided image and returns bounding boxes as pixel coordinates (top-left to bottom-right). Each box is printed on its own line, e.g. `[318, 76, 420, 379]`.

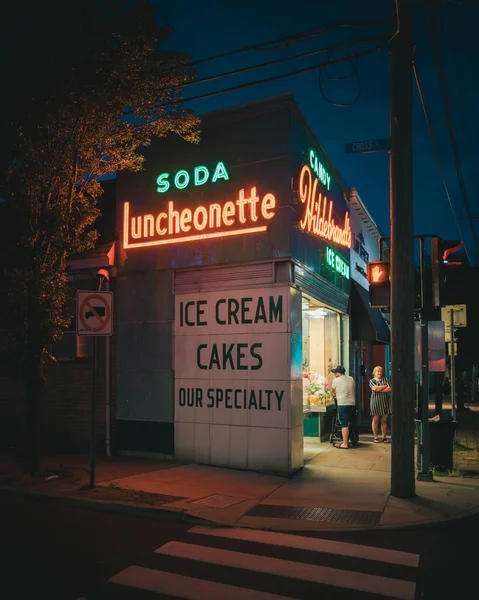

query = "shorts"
[337, 405, 356, 427]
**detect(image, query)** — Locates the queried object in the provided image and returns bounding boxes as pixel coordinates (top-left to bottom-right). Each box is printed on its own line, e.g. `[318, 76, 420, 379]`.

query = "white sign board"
[76, 291, 113, 336]
[414, 321, 446, 373]
[174, 286, 301, 473]
[448, 342, 457, 356]
[441, 304, 467, 329]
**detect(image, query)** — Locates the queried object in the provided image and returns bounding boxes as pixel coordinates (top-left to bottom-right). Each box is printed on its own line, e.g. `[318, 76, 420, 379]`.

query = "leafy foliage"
[0, 0, 200, 370]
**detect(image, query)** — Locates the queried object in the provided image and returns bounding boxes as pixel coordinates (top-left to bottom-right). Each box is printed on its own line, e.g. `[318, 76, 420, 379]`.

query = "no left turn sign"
[77, 291, 114, 336]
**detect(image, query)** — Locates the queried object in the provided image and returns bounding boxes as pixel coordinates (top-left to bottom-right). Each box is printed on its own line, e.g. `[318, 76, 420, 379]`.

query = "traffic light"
[431, 238, 464, 306]
[367, 261, 390, 308]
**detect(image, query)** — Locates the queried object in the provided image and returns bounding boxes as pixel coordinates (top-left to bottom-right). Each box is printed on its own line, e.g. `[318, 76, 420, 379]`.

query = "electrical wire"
[412, 60, 471, 265]
[174, 38, 390, 106]
[426, 3, 478, 251]
[184, 17, 394, 69]
[182, 35, 383, 90]
[316, 0, 398, 108]
[317, 45, 361, 107]
[123, 35, 389, 117]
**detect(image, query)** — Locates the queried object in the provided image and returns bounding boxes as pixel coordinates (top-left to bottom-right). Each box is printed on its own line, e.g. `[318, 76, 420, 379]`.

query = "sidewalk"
[1, 407, 478, 533]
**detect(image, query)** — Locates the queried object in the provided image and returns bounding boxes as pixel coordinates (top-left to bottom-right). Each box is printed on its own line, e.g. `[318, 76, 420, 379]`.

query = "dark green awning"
[351, 280, 390, 345]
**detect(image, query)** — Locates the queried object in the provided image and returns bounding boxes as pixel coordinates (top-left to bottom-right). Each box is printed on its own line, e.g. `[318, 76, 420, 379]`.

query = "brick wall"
[0, 333, 117, 456]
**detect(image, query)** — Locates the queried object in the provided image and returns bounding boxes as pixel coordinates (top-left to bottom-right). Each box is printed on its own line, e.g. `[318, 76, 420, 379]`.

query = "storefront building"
[0, 94, 385, 471]
[115, 94, 352, 474]
[348, 189, 390, 424]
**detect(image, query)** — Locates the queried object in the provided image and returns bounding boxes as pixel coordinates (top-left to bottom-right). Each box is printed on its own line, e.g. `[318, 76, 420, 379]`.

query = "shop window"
[302, 295, 340, 409]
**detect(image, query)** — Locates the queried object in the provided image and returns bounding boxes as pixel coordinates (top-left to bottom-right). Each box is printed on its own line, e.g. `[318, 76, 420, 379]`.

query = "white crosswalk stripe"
[155, 541, 415, 600]
[189, 526, 420, 567]
[88, 526, 420, 600]
[110, 566, 297, 600]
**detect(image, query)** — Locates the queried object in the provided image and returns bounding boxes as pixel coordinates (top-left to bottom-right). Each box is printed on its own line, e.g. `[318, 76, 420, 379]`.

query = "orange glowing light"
[367, 261, 390, 284]
[297, 165, 351, 248]
[123, 187, 276, 249]
[371, 265, 385, 283]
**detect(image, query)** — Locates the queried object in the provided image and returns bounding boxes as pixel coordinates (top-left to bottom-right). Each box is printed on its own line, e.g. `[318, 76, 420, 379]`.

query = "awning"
[351, 280, 390, 345]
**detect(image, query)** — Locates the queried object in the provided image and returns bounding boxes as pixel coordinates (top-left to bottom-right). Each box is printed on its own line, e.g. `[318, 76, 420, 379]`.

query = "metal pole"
[390, 0, 416, 498]
[419, 237, 425, 311]
[89, 336, 97, 488]
[418, 320, 433, 480]
[450, 309, 456, 421]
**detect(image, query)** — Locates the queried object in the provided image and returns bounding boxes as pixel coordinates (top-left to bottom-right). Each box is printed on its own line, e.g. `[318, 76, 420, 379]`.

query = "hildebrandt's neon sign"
[123, 187, 277, 249]
[298, 164, 351, 249]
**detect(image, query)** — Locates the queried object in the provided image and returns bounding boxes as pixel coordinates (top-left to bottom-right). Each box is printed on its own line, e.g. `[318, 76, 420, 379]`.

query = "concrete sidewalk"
[2, 428, 478, 532]
[95, 434, 479, 531]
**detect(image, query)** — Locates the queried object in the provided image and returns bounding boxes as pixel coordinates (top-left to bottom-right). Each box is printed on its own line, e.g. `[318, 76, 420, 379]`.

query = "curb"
[2, 485, 478, 534]
[0, 486, 216, 526]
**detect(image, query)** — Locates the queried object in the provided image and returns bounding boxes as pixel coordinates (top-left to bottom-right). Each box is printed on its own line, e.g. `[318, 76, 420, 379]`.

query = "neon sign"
[298, 164, 351, 249]
[156, 161, 229, 193]
[123, 187, 277, 249]
[325, 246, 350, 279]
[309, 149, 331, 190]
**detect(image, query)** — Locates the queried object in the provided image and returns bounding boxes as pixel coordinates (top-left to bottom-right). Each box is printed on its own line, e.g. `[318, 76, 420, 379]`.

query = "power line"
[183, 34, 384, 89]
[426, 3, 479, 252]
[412, 60, 471, 264]
[167, 38, 390, 106]
[185, 18, 394, 69]
[175, 0, 439, 74]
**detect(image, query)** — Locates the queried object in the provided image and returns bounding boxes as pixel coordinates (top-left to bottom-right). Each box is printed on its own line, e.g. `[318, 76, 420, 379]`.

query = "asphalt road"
[0, 493, 476, 599]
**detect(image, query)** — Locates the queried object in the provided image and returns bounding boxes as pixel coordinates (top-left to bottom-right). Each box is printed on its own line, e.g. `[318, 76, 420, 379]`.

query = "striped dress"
[369, 377, 392, 416]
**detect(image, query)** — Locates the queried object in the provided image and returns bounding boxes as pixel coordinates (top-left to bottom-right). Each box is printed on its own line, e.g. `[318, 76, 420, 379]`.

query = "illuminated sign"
[367, 261, 390, 284]
[309, 149, 331, 190]
[123, 186, 276, 249]
[325, 246, 350, 279]
[156, 161, 229, 193]
[298, 164, 351, 249]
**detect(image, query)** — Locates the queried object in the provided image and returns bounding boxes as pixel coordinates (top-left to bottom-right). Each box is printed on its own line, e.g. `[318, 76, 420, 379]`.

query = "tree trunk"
[21, 350, 45, 476]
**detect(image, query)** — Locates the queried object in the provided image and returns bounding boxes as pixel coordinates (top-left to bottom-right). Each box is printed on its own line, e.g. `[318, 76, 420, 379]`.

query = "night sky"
[155, 0, 479, 265]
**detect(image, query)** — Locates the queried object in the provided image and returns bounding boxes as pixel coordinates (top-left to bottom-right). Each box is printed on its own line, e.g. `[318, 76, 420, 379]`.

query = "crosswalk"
[80, 526, 420, 600]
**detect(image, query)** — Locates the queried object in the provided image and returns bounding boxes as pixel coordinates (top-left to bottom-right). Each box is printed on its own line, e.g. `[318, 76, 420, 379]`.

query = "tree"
[0, 0, 200, 475]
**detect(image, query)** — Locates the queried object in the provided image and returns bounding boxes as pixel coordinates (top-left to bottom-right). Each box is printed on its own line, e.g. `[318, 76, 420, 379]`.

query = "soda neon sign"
[123, 187, 277, 249]
[298, 164, 351, 249]
[156, 161, 229, 193]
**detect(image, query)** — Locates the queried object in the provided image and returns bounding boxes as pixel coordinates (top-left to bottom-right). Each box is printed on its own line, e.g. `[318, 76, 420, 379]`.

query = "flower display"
[303, 372, 333, 406]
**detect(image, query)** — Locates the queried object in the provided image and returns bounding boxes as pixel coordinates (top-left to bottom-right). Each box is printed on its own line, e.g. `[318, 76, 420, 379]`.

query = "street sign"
[414, 321, 446, 373]
[441, 304, 467, 329]
[344, 138, 390, 154]
[448, 342, 457, 356]
[77, 291, 113, 336]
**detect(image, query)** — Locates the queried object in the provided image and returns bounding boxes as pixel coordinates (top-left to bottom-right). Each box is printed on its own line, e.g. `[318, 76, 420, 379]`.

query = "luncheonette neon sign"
[298, 164, 351, 249]
[123, 187, 276, 249]
[156, 161, 229, 193]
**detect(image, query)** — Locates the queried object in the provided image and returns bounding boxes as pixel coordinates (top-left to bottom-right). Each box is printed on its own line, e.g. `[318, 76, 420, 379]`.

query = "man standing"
[331, 365, 356, 449]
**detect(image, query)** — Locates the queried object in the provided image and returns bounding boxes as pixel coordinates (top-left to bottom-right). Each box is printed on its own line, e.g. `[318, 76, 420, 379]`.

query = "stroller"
[329, 401, 359, 446]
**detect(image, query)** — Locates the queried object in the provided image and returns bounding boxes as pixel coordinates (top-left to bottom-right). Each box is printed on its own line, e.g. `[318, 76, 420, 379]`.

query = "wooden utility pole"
[390, 0, 416, 497]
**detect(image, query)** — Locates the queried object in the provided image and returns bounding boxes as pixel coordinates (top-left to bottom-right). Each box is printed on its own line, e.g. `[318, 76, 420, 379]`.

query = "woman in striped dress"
[369, 366, 392, 443]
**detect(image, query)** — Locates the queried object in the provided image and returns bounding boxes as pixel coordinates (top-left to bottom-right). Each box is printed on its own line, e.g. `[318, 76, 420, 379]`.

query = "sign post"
[450, 309, 456, 421]
[77, 291, 114, 487]
[441, 304, 466, 420]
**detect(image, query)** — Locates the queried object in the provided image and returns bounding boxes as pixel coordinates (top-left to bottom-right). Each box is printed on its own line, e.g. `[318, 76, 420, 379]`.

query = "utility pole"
[389, 0, 416, 497]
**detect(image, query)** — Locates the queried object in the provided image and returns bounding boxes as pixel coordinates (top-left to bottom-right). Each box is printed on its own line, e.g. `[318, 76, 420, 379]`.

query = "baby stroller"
[329, 401, 359, 446]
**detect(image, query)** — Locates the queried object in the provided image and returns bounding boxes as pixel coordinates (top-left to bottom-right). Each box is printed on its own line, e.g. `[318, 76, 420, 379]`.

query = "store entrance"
[301, 294, 342, 460]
